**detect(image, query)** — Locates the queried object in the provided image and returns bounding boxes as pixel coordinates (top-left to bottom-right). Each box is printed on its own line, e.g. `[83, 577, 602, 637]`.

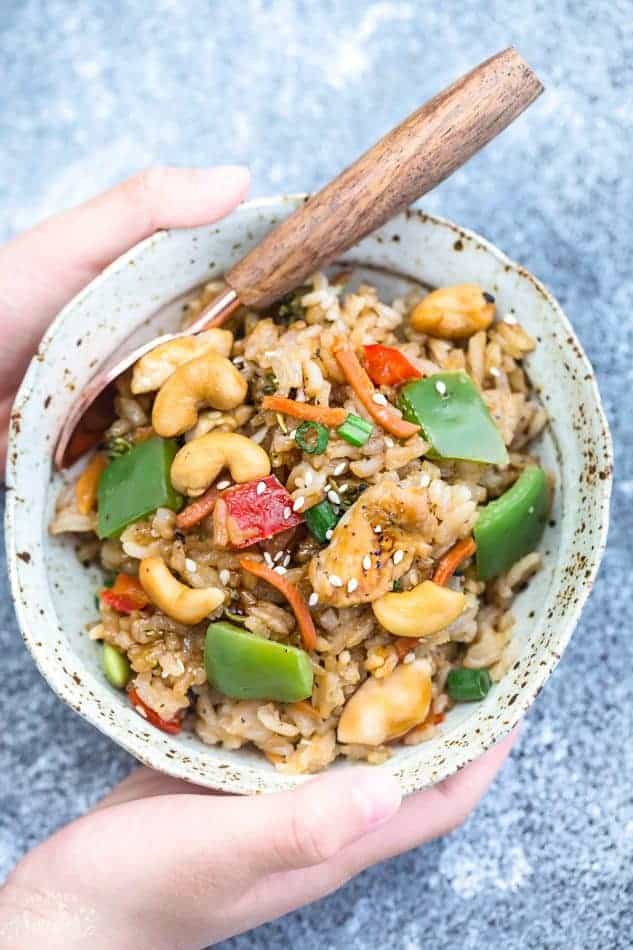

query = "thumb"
[238, 767, 402, 874]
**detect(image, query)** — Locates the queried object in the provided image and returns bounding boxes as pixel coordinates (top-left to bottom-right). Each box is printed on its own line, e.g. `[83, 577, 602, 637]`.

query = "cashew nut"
[337, 660, 432, 746]
[171, 432, 271, 496]
[410, 284, 494, 339]
[372, 580, 465, 638]
[131, 329, 234, 394]
[152, 350, 247, 437]
[139, 556, 224, 624]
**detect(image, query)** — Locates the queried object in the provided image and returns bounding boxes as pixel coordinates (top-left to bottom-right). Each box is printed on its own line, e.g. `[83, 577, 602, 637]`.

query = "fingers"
[234, 767, 402, 874]
[330, 728, 520, 879]
[233, 730, 520, 926]
[90, 767, 221, 812]
[35, 165, 252, 273]
[0, 165, 250, 329]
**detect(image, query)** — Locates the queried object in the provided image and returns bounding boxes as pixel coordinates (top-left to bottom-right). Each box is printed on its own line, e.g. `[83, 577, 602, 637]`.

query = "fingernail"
[353, 770, 402, 829]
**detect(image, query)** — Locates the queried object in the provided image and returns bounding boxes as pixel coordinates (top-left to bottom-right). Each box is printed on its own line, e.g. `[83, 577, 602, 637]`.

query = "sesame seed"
[384, 437, 394, 448]
[419, 473, 431, 488]
[329, 574, 343, 588]
[216, 480, 231, 490]
[289, 429, 297, 439]
[283, 506, 291, 520]
[283, 553, 292, 567]
[273, 551, 284, 563]
[263, 552, 274, 567]
[274, 565, 287, 575]
[292, 496, 304, 512]
[403, 652, 416, 664]
[232, 355, 245, 365]
[304, 469, 313, 486]
[372, 392, 388, 406]
[308, 592, 319, 606]
[327, 490, 341, 505]
[393, 549, 404, 565]
[489, 367, 501, 378]
[185, 558, 197, 573]
[435, 380, 447, 396]
[333, 462, 347, 476]
[219, 569, 231, 585]
[374, 525, 382, 534]
[338, 483, 349, 493]
[362, 555, 372, 571]
[256, 481, 266, 495]
[504, 314, 517, 325]
[325, 528, 334, 540]
[347, 578, 359, 593]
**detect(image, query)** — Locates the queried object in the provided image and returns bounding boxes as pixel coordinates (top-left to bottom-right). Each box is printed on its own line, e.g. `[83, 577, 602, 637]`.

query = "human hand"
[0, 171, 517, 946]
[0, 164, 251, 471]
[0, 732, 518, 948]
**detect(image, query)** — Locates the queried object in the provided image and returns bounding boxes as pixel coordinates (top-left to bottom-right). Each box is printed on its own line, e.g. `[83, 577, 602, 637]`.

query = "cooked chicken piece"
[308, 481, 434, 608]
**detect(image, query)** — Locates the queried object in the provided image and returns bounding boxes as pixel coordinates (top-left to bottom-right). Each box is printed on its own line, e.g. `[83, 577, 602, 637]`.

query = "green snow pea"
[205, 621, 313, 703]
[398, 371, 508, 465]
[474, 466, 549, 580]
[102, 642, 132, 689]
[97, 436, 183, 539]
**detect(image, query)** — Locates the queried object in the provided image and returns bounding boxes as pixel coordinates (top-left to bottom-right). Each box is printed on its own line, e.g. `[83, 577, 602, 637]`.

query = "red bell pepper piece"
[216, 475, 303, 548]
[363, 344, 422, 387]
[127, 687, 182, 734]
[100, 573, 149, 614]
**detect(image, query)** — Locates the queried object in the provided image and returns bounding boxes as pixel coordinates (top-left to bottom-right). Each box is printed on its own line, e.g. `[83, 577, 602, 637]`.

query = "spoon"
[55, 47, 543, 469]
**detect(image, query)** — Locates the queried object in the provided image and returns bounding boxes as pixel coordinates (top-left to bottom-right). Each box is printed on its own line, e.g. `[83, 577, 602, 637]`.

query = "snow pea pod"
[474, 466, 549, 580]
[205, 621, 313, 702]
[398, 371, 508, 465]
[97, 436, 183, 538]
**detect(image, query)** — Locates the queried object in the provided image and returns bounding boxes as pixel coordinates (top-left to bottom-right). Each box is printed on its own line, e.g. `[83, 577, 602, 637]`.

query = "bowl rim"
[5, 196, 613, 793]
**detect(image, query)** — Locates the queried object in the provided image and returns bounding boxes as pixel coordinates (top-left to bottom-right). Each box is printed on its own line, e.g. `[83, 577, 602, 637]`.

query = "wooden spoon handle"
[226, 48, 542, 310]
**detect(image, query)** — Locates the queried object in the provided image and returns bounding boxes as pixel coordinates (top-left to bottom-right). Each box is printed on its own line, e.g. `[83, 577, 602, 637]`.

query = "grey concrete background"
[1, 1, 632, 947]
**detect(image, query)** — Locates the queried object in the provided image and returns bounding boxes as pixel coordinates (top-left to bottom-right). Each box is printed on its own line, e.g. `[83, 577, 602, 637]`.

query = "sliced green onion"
[107, 436, 133, 459]
[337, 413, 373, 447]
[446, 667, 492, 702]
[262, 370, 278, 395]
[304, 500, 339, 543]
[295, 421, 329, 455]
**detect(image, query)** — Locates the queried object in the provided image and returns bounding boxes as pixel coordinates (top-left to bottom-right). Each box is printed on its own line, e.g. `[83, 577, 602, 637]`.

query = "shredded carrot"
[176, 487, 218, 530]
[262, 395, 347, 428]
[290, 700, 320, 719]
[333, 345, 420, 440]
[394, 637, 414, 661]
[433, 537, 477, 586]
[75, 453, 107, 515]
[239, 558, 317, 651]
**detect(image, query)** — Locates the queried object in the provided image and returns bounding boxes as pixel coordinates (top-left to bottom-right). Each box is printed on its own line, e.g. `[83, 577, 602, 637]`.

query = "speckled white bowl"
[5, 197, 612, 794]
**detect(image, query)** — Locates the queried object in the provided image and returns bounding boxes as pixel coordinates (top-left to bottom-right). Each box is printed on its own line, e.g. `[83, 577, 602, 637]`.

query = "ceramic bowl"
[5, 196, 612, 794]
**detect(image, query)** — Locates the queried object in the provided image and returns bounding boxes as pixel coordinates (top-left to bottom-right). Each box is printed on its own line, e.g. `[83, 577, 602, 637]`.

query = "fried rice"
[51, 271, 549, 774]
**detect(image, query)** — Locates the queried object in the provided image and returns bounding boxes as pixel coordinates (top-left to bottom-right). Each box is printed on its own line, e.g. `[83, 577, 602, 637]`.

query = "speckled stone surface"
[1, 1, 631, 947]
